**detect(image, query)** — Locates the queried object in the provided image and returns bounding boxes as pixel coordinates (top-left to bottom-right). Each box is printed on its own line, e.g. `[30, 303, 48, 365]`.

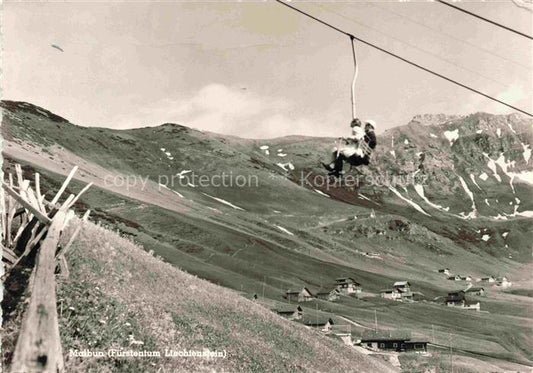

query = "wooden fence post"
[10, 210, 67, 373]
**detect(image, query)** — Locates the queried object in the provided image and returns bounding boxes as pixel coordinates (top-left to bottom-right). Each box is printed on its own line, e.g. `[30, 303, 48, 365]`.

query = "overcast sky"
[4, 1, 532, 138]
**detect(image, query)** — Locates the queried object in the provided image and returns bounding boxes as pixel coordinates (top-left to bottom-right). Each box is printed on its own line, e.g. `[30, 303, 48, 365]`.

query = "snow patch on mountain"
[160, 148, 174, 160]
[314, 189, 330, 198]
[176, 170, 192, 179]
[159, 183, 184, 198]
[469, 174, 482, 190]
[277, 162, 295, 171]
[495, 153, 516, 175]
[522, 144, 531, 164]
[444, 129, 459, 145]
[479, 173, 489, 181]
[484, 199, 490, 206]
[483, 154, 502, 182]
[275, 225, 294, 236]
[505, 121, 516, 134]
[458, 175, 477, 219]
[430, 133, 438, 138]
[481, 234, 490, 241]
[172, 190, 184, 198]
[496, 128, 501, 138]
[202, 193, 244, 210]
[388, 186, 430, 216]
[414, 184, 450, 212]
[358, 193, 371, 202]
[260, 145, 270, 155]
[476, 129, 483, 134]
[516, 211, 533, 218]
[510, 171, 533, 185]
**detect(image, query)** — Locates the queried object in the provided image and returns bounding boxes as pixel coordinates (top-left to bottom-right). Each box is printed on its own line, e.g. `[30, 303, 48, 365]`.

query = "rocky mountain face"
[2, 100, 533, 370]
[366, 112, 533, 217]
[2, 99, 532, 228]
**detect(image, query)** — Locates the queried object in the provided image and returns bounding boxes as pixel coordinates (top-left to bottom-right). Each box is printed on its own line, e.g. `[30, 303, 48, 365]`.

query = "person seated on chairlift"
[322, 119, 377, 177]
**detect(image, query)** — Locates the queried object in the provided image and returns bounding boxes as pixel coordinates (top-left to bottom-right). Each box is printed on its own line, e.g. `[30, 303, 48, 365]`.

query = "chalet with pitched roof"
[335, 278, 362, 294]
[481, 275, 496, 283]
[393, 281, 411, 292]
[330, 325, 352, 345]
[447, 275, 462, 281]
[445, 290, 480, 310]
[272, 305, 303, 320]
[380, 289, 402, 300]
[301, 317, 334, 332]
[464, 287, 486, 297]
[284, 287, 313, 302]
[315, 288, 341, 302]
[381, 281, 413, 301]
[496, 276, 512, 288]
[438, 268, 451, 275]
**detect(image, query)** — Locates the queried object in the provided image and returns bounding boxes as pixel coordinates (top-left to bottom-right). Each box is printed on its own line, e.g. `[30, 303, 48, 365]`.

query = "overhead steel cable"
[314, 3, 513, 90]
[370, 2, 531, 71]
[436, 0, 533, 40]
[273, 0, 533, 117]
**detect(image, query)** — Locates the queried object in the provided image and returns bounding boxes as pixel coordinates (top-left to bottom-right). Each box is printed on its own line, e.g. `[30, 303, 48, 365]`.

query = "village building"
[301, 317, 334, 332]
[496, 276, 512, 288]
[438, 268, 451, 275]
[383, 281, 413, 301]
[272, 305, 303, 321]
[446, 290, 465, 304]
[464, 287, 486, 297]
[405, 340, 429, 353]
[445, 291, 480, 310]
[329, 325, 352, 345]
[381, 282, 414, 301]
[380, 289, 402, 301]
[335, 278, 362, 295]
[459, 275, 472, 281]
[315, 288, 341, 302]
[359, 337, 428, 353]
[393, 281, 411, 292]
[447, 275, 462, 281]
[284, 287, 313, 302]
[481, 276, 496, 283]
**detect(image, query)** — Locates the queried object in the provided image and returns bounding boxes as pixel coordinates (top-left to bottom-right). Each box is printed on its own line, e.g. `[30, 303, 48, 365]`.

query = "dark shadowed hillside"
[2, 100, 532, 372]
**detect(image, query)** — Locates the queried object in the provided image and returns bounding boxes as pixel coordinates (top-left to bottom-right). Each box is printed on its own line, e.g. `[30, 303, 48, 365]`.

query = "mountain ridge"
[2, 99, 533, 371]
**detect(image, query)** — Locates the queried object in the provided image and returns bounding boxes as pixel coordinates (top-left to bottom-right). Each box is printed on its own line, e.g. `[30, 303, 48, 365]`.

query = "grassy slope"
[48, 218, 396, 372]
[3, 155, 533, 372]
[2, 102, 533, 371]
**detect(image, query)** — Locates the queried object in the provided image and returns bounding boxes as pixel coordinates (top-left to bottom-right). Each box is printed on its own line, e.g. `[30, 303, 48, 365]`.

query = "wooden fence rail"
[10, 210, 67, 373]
[2, 164, 91, 373]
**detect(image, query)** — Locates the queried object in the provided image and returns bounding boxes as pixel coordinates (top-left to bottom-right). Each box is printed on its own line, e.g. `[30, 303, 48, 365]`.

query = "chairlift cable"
[273, 0, 533, 117]
[436, 0, 533, 40]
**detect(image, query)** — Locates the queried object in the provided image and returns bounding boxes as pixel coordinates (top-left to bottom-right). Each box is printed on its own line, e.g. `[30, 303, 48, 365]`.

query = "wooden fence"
[2, 164, 92, 372]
